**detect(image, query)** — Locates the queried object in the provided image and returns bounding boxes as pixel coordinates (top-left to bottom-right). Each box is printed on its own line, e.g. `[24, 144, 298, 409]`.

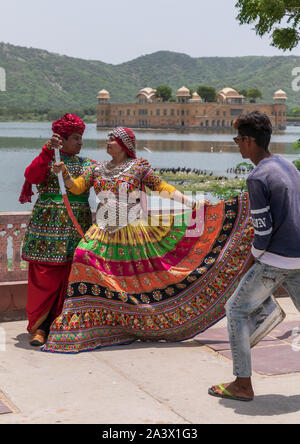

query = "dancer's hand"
[194, 199, 210, 209]
[53, 161, 66, 175]
[46, 133, 63, 150]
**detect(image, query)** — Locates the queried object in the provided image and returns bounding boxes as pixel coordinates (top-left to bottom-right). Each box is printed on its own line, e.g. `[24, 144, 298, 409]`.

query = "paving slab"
[0, 400, 12, 415]
[0, 390, 18, 415]
[271, 321, 300, 345]
[194, 328, 283, 351]
[220, 345, 300, 376]
[195, 319, 300, 376]
[0, 297, 299, 424]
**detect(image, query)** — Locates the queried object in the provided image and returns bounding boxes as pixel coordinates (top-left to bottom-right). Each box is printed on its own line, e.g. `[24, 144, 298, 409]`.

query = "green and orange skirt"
[42, 193, 253, 353]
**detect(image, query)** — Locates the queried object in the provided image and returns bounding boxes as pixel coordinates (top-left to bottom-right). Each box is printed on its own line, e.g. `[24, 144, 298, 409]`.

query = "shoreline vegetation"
[156, 155, 300, 198]
[156, 171, 247, 199]
[0, 110, 299, 125]
[0, 108, 97, 123]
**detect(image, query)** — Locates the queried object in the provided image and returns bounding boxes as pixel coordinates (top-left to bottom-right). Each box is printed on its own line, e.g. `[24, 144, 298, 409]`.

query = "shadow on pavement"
[218, 394, 300, 417]
[13, 333, 40, 351]
[92, 339, 205, 352]
[13, 333, 205, 352]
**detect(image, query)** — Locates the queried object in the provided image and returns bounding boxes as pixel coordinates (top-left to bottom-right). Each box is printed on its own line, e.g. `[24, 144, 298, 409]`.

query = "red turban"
[52, 113, 86, 139]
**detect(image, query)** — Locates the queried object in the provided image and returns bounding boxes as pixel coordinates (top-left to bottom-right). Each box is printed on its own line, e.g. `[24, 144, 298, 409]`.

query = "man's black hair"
[234, 111, 272, 151]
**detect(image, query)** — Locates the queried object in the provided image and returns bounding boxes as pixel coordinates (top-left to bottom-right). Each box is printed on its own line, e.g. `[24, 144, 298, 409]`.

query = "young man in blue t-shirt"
[209, 111, 300, 402]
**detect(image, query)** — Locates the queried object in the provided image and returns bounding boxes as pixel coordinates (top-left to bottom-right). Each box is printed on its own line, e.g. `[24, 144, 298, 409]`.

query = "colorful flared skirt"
[42, 193, 254, 353]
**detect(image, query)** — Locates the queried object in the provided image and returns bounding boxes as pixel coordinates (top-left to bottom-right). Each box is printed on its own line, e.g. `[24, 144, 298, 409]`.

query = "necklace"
[107, 158, 133, 169]
[95, 158, 135, 180]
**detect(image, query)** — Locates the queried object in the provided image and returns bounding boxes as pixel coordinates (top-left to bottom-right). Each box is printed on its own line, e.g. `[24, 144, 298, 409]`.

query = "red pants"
[27, 262, 71, 333]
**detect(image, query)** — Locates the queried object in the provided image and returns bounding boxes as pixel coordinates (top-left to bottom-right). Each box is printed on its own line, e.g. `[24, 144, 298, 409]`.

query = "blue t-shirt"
[247, 155, 300, 269]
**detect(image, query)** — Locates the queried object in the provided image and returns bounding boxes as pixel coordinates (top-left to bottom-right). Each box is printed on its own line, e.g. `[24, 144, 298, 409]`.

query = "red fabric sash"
[62, 193, 88, 242]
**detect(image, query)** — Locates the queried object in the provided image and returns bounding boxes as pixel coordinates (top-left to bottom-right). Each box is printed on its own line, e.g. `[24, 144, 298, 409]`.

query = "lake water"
[1, 122, 300, 212]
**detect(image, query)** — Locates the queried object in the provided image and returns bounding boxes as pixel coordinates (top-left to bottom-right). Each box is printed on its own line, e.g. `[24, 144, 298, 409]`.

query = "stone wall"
[0, 212, 29, 322]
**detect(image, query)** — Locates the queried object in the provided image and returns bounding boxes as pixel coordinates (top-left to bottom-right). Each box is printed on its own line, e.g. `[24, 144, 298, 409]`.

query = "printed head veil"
[108, 127, 136, 158]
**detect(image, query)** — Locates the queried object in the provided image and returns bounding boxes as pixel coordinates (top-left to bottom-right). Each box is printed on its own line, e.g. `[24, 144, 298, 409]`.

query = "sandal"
[30, 329, 47, 347]
[208, 383, 253, 402]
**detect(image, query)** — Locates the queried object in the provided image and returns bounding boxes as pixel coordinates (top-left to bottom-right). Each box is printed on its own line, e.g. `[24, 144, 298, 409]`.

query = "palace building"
[97, 86, 287, 130]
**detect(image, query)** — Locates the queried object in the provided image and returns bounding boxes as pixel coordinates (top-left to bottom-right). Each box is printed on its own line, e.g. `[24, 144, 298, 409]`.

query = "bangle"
[46, 141, 54, 151]
[62, 169, 71, 181]
[185, 199, 196, 209]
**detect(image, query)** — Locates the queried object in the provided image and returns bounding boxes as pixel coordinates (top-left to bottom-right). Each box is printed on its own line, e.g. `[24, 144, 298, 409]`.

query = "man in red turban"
[20, 114, 97, 346]
[19, 114, 86, 204]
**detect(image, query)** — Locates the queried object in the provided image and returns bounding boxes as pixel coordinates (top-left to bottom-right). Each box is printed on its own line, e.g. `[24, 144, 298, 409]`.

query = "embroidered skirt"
[42, 193, 253, 353]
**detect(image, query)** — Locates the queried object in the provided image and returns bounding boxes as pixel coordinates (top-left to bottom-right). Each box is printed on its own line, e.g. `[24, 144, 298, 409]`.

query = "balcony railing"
[0, 212, 29, 283]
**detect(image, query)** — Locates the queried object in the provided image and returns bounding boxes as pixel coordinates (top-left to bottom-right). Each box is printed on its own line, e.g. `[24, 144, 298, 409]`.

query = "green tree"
[47, 109, 67, 121]
[238, 89, 248, 97]
[155, 85, 172, 102]
[293, 158, 300, 170]
[197, 86, 216, 102]
[188, 87, 194, 96]
[247, 88, 263, 103]
[83, 106, 96, 116]
[235, 0, 300, 51]
[294, 139, 300, 150]
[69, 108, 85, 118]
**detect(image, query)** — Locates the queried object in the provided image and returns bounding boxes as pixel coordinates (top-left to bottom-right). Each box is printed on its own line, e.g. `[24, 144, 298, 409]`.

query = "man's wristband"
[46, 141, 55, 151]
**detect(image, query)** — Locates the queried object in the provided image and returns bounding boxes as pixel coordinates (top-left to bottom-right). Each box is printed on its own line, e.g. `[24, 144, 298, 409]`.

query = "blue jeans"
[225, 261, 300, 378]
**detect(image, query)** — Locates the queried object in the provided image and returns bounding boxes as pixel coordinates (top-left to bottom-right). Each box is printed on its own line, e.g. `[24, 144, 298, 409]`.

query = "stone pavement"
[195, 320, 300, 376]
[0, 297, 299, 425]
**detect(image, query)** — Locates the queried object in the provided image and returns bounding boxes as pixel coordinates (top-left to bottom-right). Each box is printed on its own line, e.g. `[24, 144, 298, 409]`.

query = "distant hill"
[0, 42, 298, 110]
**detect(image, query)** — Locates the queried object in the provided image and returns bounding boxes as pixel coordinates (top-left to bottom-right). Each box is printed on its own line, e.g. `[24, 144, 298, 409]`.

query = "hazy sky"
[1, 0, 299, 64]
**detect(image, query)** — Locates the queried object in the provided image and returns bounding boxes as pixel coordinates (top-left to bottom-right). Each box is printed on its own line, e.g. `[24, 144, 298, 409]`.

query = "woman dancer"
[42, 127, 253, 353]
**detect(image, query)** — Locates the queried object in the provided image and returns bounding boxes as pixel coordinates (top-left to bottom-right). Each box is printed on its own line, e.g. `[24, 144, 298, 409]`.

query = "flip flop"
[208, 384, 253, 402]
